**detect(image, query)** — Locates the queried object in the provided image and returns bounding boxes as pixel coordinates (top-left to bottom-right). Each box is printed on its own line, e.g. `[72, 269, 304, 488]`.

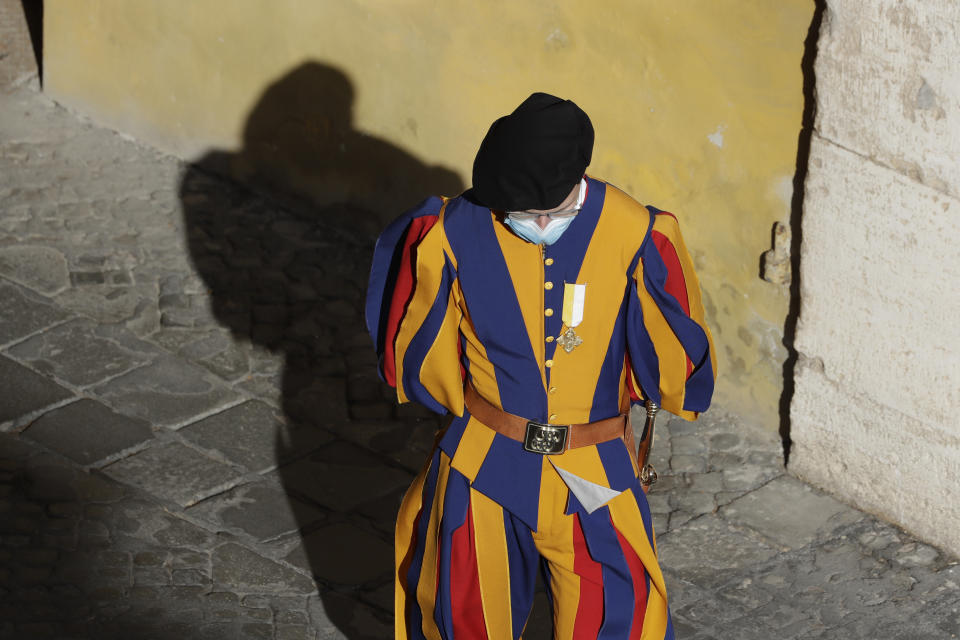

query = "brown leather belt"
[464, 384, 631, 455]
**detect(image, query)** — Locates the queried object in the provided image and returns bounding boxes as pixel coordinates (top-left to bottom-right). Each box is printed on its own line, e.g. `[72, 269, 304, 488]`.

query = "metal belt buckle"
[523, 421, 569, 455]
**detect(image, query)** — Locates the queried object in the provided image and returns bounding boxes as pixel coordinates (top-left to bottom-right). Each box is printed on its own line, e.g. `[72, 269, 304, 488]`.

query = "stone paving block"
[212, 542, 315, 594]
[657, 514, 780, 588]
[53, 285, 147, 325]
[721, 475, 862, 550]
[0, 245, 70, 296]
[180, 400, 332, 473]
[102, 441, 241, 507]
[8, 319, 158, 387]
[329, 417, 438, 473]
[22, 399, 154, 467]
[91, 355, 242, 429]
[309, 591, 392, 639]
[284, 522, 392, 586]
[0, 355, 74, 427]
[187, 481, 325, 542]
[0, 280, 71, 347]
[275, 441, 413, 512]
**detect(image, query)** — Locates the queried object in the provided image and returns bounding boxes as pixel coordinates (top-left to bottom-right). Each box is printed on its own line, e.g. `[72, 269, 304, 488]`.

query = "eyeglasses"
[505, 205, 581, 222]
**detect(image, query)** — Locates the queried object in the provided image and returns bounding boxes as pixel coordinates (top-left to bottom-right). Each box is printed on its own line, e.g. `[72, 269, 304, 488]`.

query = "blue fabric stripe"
[626, 277, 662, 406]
[443, 197, 546, 419]
[470, 434, 543, 530]
[625, 209, 663, 405]
[631, 481, 657, 548]
[503, 508, 539, 638]
[434, 468, 471, 639]
[665, 608, 676, 640]
[401, 254, 457, 414]
[596, 439, 638, 492]
[639, 241, 713, 411]
[437, 412, 470, 460]
[365, 197, 444, 361]
[579, 507, 637, 639]
[404, 449, 443, 640]
[589, 291, 630, 421]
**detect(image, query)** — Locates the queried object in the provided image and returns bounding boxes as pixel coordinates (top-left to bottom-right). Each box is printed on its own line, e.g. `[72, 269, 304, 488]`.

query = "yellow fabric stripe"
[636, 257, 690, 418]
[449, 416, 496, 483]
[494, 218, 547, 390]
[460, 312, 502, 409]
[607, 489, 669, 640]
[394, 455, 431, 640]
[548, 186, 650, 424]
[418, 284, 466, 417]
[471, 487, 513, 639]
[415, 451, 453, 640]
[393, 221, 448, 405]
[548, 440, 614, 490]
[533, 460, 580, 640]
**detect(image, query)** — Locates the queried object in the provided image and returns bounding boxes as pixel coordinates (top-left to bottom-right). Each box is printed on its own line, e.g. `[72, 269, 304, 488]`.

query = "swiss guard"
[366, 92, 716, 639]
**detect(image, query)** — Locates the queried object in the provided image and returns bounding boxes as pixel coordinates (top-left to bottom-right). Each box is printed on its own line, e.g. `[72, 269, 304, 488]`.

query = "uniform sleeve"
[626, 209, 716, 420]
[365, 197, 464, 415]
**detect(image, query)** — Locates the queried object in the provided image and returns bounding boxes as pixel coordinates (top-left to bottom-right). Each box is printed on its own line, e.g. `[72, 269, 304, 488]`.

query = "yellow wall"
[44, 0, 813, 429]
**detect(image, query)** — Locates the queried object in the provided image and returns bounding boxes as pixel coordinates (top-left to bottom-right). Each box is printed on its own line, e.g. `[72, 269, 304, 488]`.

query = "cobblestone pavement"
[1, 82, 958, 639]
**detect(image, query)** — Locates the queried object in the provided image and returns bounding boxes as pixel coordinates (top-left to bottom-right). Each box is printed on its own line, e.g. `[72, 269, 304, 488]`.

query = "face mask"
[504, 215, 576, 245]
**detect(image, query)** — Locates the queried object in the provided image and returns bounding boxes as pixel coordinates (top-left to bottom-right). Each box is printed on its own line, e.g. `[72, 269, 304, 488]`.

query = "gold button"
[545, 359, 554, 367]
[544, 308, 554, 317]
[544, 258, 554, 266]
[544, 281, 553, 290]
[549, 387, 557, 394]
[546, 336, 554, 343]
[549, 414, 558, 422]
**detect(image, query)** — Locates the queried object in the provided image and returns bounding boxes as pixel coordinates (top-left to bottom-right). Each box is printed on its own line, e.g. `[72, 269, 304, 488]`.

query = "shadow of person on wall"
[179, 61, 463, 638]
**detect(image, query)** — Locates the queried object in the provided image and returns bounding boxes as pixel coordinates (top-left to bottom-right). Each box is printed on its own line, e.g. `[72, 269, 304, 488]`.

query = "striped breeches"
[395, 447, 674, 639]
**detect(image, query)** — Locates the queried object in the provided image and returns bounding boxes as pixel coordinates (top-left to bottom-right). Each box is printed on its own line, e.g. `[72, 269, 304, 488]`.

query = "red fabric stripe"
[573, 513, 604, 637]
[450, 495, 488, 639]
[624, 354, 642, 403]
[651, 226, 693, 378]
[615, 530, 648, 639]
[382, 215, 439, 386]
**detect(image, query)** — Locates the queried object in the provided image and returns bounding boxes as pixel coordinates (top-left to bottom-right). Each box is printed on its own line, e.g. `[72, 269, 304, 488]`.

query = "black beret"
[472, 92, 594, 211]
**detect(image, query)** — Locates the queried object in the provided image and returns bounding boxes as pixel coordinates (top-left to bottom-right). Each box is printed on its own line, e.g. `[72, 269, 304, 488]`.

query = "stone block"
[0, 356, 73, 426]
[656, 515, 779, 589]
[187, 481, 324, 542]
[0, 281, 70, 347]
[275, 441, 413, 512]
[180, 400, 332, 473]
[0, 245, 69, 295]
[798, 140, 958, 428]
[791, 360, 960, 558]
[102, 441, 241, 507]
[22, 399, 154, 467]
[814, 1, 960, 197]
[284, 522, 392, 585]
[211, 542, 315, 594]
[91, 355, 241, 429]
[8, 319, 158, 387]
[720, 475, 862, 551]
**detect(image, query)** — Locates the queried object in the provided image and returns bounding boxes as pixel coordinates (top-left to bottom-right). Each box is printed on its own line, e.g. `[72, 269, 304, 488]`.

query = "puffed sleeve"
[365, 197, 464, 415]
[626, 208, 716, 420]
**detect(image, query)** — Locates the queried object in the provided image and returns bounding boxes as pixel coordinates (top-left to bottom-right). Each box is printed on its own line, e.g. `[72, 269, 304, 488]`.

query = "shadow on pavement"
[179, 61, 464, 637]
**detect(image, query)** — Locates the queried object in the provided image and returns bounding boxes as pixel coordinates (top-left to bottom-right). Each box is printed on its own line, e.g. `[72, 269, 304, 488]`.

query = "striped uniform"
[366, 177, 715, 639]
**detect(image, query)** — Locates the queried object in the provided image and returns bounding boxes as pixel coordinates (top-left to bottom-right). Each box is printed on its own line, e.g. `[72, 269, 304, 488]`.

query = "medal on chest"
[557, 283, 586, 353]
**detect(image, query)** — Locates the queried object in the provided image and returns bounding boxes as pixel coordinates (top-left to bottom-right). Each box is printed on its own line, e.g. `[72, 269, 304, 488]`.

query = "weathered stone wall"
[0, 0, 38, 86]
[41, 0, 815, 430]
[791, 1, 960, 555]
